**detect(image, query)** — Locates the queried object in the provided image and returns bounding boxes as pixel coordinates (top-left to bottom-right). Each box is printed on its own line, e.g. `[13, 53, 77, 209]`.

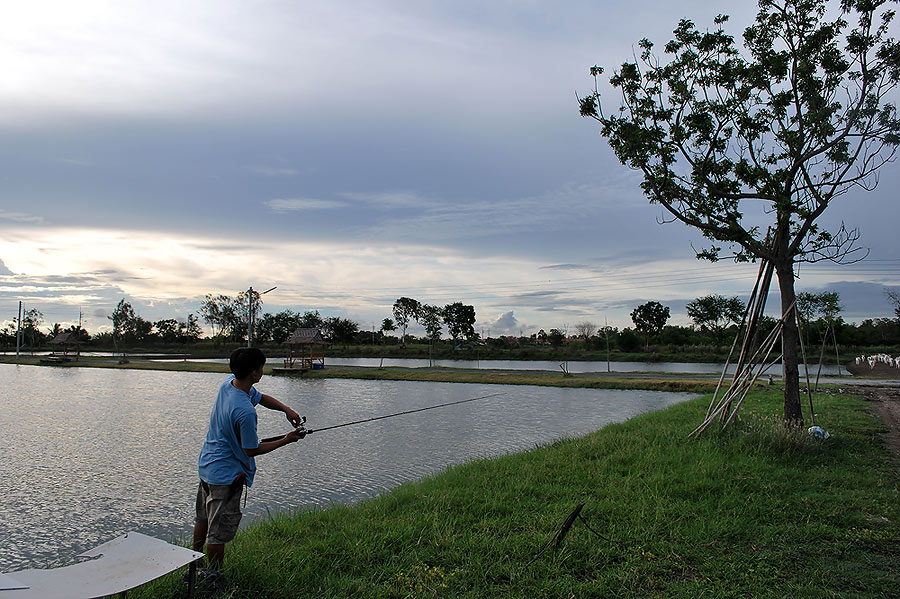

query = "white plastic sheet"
[0, 532, 204, 598]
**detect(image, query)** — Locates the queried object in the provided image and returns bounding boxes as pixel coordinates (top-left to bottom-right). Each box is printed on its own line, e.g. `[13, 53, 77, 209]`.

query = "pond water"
[174, 355, 846, 376]
[0, 363, 695, 571]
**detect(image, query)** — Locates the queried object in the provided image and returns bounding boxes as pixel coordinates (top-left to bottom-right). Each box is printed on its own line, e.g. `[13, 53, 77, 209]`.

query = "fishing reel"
[261, 417, 313, 444]
[293, 416, 314, 437]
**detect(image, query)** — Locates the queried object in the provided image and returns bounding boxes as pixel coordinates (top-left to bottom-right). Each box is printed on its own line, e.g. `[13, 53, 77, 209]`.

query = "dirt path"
[848, 385, 900, 461]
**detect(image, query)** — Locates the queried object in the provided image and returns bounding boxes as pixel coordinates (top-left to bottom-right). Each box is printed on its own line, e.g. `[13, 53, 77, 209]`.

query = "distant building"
[280, 328, 327, 371]
[47, 331, 82, 360]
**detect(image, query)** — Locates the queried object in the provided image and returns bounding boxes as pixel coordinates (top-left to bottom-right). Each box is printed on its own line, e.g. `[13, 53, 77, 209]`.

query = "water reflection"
[0, 363, 692, 571]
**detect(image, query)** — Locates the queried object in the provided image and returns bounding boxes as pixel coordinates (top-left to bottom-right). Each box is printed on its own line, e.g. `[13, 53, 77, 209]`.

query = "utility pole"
[604, 316, 611, 373]
[247, 286, 253, 348]
[16, 301, 22, 357]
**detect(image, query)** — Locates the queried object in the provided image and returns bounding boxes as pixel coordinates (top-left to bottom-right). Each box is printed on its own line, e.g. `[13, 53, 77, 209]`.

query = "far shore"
[0, 354, 729, 392]
[3, 353, 896, 392]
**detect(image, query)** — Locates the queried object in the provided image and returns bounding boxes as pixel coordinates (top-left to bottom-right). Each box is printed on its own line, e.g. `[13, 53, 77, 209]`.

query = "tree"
[631, 301, 670, 350]
[299, 310, 325, 329]
[256, 310, 303, 344]
[392, 297, 421, 346]
[419, 304, 444, 343]
[199, 293, 250, 342]
[109, 299, 135, 352]
[442, 302, 477, 341]
[797, 291, 843, 384]
[575, 321, 597, 339]
[109, 300, 152, 347]
[199, 294, 228, 341]
[686, 295, 746, 350]
[179, 314, 203, 344]
[547, 328, 566, 347]
[797, 291, 841, 342]
[66, 324, 91, 344]
[887, 289, 900, 321]
[21, 308, 45, 348]
[580, 0, 900, 424]
[323, 316, 359, 343]
[797, 292, 821, 339]
[380, 318, 397, 337]
[1, 322, 17, 346]
[618, 328, 642, 352]
[154, 318, 180, 344]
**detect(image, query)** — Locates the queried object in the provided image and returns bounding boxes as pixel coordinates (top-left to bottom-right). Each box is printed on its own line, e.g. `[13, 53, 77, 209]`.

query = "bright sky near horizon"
[1, 0, 899, 337]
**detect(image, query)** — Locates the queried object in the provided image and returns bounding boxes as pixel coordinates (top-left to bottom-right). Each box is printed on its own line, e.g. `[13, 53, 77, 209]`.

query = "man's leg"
[194, 482, 209, 554]
[206, 543, 225, 570]
[193, 520, 208, 553]
[202, 479, 242, 570]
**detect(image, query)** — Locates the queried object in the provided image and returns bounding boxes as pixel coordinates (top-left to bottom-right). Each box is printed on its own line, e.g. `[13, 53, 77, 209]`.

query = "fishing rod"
[261, 391, 507, 443]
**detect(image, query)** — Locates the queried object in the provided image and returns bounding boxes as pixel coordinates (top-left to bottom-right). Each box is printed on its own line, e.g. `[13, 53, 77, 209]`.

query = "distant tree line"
[3, 290, 899, 352]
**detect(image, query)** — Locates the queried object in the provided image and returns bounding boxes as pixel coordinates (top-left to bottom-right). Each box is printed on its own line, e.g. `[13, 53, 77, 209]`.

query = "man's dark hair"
[229, 347, 267, 379]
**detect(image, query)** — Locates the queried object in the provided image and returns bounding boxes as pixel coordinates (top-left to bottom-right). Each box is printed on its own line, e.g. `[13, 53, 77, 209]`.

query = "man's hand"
[285, 427, 307, 443]
[259, 394, 303, 427]
[284, 407, 303, 427]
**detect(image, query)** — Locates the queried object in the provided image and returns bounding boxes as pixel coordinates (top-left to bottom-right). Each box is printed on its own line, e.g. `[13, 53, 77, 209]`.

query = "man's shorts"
[195, 478, 244, 545]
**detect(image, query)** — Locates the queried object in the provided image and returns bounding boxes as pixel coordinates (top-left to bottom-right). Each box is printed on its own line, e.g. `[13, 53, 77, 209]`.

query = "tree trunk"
[775, 258, 804, 427]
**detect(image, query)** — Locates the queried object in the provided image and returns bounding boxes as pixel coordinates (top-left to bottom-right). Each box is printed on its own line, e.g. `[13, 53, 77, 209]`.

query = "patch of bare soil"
[845, 361, 900, 379]
[847, 385, 900, 462]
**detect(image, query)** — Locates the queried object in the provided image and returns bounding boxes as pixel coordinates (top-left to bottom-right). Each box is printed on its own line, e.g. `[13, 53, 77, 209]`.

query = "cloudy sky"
[1, 0, 898, 338]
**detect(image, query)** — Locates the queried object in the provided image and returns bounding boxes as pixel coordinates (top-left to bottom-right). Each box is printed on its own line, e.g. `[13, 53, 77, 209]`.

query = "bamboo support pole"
[707, 321, 744, 420]
[719, 260, 774, 419]
[720, 333, 784, 430]
[815, 326, 828, 391]
[706, 259, 767, 420]
[795, 308, 815, 427]
[691, 298, 792, 437]
[691, 318, 784, 437]
[832, 325, 842, 378]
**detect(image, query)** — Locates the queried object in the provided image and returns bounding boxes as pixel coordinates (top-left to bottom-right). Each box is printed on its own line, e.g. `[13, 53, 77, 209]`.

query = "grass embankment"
[138, 388, 899, 598]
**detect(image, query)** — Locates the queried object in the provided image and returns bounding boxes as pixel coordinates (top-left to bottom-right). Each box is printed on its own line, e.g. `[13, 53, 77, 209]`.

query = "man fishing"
[193, 346, 306, 571]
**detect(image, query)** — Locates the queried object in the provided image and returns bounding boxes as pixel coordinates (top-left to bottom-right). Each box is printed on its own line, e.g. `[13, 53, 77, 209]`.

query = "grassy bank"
[137, 388, 898, 598]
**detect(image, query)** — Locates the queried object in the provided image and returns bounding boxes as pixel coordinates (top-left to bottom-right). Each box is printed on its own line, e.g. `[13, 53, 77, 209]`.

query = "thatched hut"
[47, 331, 82, 360]
[281, 328, 327, 371]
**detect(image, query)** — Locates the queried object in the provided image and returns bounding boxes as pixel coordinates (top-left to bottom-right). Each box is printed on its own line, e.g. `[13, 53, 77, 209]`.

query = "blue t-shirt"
[198, 375, 262, 487]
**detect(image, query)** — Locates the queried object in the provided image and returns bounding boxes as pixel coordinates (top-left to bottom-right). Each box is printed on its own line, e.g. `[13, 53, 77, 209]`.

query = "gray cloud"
[542, 264, 592, 271]
[339, 191, 438, 210]
[0, 210, 44, 224]
[264, 198, 347, 212]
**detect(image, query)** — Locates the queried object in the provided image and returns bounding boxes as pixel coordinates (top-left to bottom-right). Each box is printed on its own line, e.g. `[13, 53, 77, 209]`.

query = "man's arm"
[243, 428, 305, 457]
[259, 393, 303, 427]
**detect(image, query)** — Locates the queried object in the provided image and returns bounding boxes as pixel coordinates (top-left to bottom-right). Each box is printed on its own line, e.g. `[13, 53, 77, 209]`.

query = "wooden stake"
[554, 502, 585, 549]
[795, 307, 815, 427]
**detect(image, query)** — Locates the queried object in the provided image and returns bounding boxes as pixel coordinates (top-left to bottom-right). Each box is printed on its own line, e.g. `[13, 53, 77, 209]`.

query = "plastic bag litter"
[808, 425, 831, 439]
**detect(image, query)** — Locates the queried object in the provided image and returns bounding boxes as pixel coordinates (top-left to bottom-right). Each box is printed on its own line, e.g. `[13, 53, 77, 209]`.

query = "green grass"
[136, 388, 899, 598]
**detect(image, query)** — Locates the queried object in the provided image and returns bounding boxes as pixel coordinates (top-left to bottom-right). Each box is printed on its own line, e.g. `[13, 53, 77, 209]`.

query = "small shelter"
[282, 328, 327, 371]
[47, 331, 82, 361]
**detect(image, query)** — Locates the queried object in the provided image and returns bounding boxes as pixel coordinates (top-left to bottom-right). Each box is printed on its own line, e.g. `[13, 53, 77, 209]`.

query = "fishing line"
[261, 391, 507, 442]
